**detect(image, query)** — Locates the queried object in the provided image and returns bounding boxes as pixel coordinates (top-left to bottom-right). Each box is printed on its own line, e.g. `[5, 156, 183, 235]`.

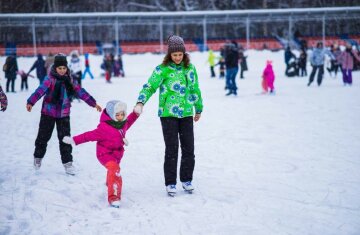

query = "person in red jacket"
[63, 100, 141, 208]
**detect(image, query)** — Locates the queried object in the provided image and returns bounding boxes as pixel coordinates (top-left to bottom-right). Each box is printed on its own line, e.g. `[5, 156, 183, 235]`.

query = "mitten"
[134, 103, 143, 115]
[63, 136, 75, 145]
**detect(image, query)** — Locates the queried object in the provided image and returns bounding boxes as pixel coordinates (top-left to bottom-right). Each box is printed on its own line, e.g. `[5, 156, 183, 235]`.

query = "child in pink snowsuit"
[63, 100, 141, 208]
[262, 60, 275, 94]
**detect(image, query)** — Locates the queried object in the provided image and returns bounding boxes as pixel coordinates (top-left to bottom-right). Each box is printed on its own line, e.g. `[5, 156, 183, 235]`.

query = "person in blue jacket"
[28, 54, 47, 85]
[308, 42, 334, 87]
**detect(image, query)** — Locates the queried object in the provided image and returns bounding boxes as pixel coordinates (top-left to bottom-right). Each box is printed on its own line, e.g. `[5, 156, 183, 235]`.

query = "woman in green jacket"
[135, 35, 203, 196]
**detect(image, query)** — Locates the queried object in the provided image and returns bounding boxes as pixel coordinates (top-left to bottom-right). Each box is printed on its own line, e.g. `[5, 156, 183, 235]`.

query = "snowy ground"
[0, 50, 360, 235]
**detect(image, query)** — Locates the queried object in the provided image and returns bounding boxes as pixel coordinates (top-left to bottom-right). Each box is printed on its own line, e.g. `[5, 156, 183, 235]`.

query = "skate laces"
[183, 181, 192, 187]
[169, 185, 176, 189]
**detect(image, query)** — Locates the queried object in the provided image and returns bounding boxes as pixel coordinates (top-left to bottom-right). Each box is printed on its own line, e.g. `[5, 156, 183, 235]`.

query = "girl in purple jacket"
[26, 53, 102, 175]
[0, 85, 7, 111]
[337, 44, 360, 86]
[62, 100, 141, 208]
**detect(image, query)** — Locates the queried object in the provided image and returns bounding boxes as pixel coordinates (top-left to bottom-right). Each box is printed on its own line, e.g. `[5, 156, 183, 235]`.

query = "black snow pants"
[34, 114, 72, 164]
[160, 117, 195, 186]
[308, 65, 324, 86]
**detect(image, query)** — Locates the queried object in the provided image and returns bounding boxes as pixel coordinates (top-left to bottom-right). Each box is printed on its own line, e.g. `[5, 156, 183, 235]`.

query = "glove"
[63, 136, 75, 145]
[134, 103, 143, 115]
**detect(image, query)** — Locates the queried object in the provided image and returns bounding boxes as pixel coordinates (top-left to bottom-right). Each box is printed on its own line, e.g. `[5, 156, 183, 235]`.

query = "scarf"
[106, 119, 127, 129]
[50, 66, 75, 104]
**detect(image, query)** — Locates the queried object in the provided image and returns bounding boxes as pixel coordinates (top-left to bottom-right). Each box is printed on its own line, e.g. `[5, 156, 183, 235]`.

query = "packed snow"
[0, 50, 359, 235]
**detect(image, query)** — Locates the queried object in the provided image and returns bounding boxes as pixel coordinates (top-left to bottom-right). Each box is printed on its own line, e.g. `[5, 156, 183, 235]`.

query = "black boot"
[226, 90, 233, 96]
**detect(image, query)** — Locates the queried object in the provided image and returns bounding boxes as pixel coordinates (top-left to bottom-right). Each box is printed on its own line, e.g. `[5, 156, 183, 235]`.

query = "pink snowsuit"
[262, 63, 275, 92]
[73, 109, 139, 204]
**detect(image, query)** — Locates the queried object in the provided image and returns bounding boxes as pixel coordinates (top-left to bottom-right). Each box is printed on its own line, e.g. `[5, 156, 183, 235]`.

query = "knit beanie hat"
[54, 53, 68, 68]
[167, 35, 186, 54]
[106, 100, 127, 121]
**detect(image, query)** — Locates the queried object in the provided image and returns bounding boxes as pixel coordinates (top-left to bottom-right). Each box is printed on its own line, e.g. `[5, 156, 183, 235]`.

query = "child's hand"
[95, 104, 102, 112]
[194, 113, 201, 122]
[26, 104, 32, 112]
[134, 103, 143, 115]
[63, 136, 75, 145]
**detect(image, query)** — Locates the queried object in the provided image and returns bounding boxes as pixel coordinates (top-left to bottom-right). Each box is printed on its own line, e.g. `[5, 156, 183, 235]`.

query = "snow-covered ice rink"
[0, 50, 359, 235]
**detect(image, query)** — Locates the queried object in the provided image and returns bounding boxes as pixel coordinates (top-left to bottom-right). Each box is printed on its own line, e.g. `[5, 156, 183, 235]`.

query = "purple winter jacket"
[0, 85, 7, 111]
[27, 68, 96, 118]
[337, 50, 360, 70]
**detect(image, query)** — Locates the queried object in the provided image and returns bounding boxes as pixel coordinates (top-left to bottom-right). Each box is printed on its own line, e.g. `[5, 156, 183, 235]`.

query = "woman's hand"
[194, 113, 201, 122]
[95, 104, 102, 112]
[26, 104, 32, 112]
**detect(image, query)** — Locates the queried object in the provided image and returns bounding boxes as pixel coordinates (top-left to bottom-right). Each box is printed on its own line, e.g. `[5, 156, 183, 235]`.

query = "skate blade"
[167, 192, 176, 197]
[182, 186, 194, 194]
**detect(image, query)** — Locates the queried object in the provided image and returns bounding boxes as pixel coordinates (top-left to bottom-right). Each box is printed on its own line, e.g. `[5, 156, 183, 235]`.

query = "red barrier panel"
[2, 36, 359, 56]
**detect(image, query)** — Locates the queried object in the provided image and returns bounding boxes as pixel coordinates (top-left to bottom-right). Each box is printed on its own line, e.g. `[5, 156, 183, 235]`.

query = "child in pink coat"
[261, 60, 275, 94]
[63, 100, 141, 208]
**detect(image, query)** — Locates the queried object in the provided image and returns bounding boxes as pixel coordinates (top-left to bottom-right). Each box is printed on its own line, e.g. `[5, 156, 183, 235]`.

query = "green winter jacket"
[137, 62, 203, 118]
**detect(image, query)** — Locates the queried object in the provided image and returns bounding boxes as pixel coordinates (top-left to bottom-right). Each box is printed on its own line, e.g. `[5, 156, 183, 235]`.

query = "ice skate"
[63, 162, 75, 175]
[166, 184, 176, 197]
[182, 181, 194, 194]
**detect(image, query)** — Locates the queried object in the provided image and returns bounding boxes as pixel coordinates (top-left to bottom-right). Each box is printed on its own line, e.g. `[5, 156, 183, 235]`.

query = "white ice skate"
[166, 184, 177, 197]
[63, 162, 75, 175]
[182, 181, 194, 193]
[110, 200, 121, 208]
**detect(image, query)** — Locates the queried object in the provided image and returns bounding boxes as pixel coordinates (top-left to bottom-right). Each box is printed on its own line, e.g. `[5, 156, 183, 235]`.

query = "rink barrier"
[1, 36, 359, 56]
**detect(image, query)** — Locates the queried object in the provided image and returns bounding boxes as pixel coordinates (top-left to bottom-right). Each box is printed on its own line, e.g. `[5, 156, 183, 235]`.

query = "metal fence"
[1, 6, 360, 56]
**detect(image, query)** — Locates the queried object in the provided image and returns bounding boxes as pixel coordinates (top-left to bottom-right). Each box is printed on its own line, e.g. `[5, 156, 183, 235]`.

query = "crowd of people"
[203, 39, 360, 98]
[101, 53, 125, 83]
[207, 41, 248, 96]
[283, 41, 360, 87]
[0, 49, 126, 95]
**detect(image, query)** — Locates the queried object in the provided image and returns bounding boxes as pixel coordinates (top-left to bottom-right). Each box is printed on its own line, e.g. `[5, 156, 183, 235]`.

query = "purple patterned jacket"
[27, 70, 96, 118]
[0, 85, 7, 111]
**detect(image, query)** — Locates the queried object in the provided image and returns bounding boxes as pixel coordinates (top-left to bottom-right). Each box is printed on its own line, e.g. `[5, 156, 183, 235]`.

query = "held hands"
[26, 104, 32, 112]
[194, 113, 201, 122]
[63, 136, 75, 145]
[95, 104, 102, 112]
[134, 103, 144, 115]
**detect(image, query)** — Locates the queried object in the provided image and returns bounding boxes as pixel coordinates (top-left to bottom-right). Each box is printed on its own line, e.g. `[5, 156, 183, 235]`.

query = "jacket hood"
[100, 109, 113, 123]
